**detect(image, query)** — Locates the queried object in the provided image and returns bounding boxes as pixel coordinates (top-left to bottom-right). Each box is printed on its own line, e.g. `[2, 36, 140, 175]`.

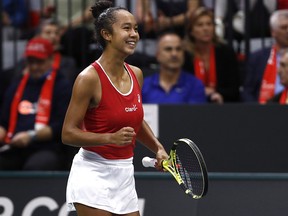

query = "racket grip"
[142, 156, 157, 168]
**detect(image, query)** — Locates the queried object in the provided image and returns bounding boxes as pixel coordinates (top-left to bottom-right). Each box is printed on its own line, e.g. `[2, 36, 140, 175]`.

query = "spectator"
[2, 0, 55, 40]
[2, 0, 28, 27]
[142, 31, 207, 104]
[43, 0, 95, 28]
[0, 37, 72, 170]
[241, 9, 288, 103]
[268, 50, 288, 104]
[2, 0, 28, 40]
[135, 0, 201, 38]
[183, 7, 241, 103]
[47, 0, 96, 69]
[214, 0, 288, 40]
[214, 0, 269, 40]
[13, 19, 78, 83]
[37, 18, 78, 82]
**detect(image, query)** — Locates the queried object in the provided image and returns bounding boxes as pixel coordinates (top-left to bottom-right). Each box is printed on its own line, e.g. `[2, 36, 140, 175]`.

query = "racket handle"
[142, 156, 157, 168]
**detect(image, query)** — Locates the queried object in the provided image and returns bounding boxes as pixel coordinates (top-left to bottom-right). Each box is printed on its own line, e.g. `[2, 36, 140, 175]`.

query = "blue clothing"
[3, 0, 28, 27]
[142, 71, 207, 104]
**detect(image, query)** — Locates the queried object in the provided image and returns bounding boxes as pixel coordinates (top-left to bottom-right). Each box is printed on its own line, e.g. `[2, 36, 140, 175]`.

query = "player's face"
[156, 34, 184, 71]
[190, 15, 214, 43]
[110, 10, 140, 56]
[279, 53, 288, 86]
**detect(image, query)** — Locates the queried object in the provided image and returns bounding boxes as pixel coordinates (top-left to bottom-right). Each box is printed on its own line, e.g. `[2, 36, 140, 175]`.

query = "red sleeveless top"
[83, 61, 144, 159]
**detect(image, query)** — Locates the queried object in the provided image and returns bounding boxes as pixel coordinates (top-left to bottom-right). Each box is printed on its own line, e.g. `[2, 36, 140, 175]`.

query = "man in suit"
[269, 50, 288, 104]
[241, 9, 288, 103]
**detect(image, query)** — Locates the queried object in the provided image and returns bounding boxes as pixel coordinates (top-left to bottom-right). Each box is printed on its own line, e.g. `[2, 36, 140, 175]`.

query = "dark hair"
[37, 18, 60, 35]
[156, 29, 182, 42]
[91, 0, 127, 49]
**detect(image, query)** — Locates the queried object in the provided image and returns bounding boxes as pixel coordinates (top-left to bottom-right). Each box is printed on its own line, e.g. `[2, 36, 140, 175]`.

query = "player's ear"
[101, 29, 112, 42]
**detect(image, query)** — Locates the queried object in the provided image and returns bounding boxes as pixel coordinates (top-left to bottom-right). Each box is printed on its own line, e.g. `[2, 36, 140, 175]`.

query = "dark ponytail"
[91, 0, 113, 19]
[91, 0, 127, 49]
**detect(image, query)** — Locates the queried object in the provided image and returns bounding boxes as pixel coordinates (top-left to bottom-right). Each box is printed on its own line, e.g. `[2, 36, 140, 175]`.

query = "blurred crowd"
[2, 0, 288, 104]
[0, 0, 288, 171]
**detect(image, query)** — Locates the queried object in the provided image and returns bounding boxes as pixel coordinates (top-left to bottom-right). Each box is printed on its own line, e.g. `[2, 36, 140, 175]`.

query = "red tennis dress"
[83, 61, 144, 159]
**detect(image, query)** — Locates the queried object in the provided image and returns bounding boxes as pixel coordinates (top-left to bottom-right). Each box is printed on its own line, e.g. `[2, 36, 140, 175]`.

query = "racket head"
[167, 138, 208, 199]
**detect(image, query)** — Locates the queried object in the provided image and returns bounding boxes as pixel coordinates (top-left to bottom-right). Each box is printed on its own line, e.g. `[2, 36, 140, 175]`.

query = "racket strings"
[176, 156, 193, 190]
[176, 145, 204, 196]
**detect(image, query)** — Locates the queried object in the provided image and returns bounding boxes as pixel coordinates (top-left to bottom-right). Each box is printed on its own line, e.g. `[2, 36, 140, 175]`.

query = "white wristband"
[27, 130, 37, 142]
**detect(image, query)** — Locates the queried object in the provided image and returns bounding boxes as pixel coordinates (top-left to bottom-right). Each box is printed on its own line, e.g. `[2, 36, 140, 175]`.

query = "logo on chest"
[125, 104, 138, 112]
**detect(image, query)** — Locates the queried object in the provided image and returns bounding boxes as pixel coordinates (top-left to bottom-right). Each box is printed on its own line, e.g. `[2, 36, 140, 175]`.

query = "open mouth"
[127, 41, 137, 47]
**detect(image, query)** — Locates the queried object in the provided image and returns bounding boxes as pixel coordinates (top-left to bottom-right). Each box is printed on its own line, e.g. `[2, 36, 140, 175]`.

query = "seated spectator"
[135, 0, 201, 38]
[0, 37, 72, 170]
[50, 0, 96, 70]
[2, 0, 28, 28]
[183, 7, 241, 103]
[241, 9, 288, 103]
[37, 18, 78, 81]
[268, 50, 288, 104]
[214, 0, 288, 40]
[2, 0, 28, 40]
[2, 0, 55, 40]
[14, 19, 78, 83]
[43, 0, 94, 28]
[142, 31, 207, 104]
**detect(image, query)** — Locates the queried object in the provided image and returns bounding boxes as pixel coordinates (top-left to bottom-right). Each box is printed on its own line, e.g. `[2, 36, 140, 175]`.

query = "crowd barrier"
[1, 104, 288, 215]
[1, 171, 288, 216]
[136, 104, 288, 173]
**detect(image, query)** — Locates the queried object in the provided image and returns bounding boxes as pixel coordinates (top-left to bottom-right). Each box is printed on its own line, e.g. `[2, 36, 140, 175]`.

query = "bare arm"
[0, 123, 53, 147]
[135, 0, 154, 33]
[137, 120, 167, 154]
[0, 127, 6, 143]
[8, 126, 53, 147]
[172, 0, 200, 26]
[130, 65, 169, 168]
[135, 0, 151, 22]
[157, 0, 200, 30]
[70, 6, 93, 27]
[129, 65, 144, 87]
[61, 66, 136, 147]
[137, 120, 168, 169]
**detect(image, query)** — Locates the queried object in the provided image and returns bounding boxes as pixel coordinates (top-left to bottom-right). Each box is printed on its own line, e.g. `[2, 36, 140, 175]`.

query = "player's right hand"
[111, 127, 136, 146]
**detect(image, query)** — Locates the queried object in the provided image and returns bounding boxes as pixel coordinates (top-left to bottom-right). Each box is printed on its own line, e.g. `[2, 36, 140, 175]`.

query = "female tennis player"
[61, 1, 169, 216]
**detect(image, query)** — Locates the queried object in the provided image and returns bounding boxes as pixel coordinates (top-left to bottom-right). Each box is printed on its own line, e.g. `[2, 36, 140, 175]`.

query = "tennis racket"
[142, 138, 208, 199]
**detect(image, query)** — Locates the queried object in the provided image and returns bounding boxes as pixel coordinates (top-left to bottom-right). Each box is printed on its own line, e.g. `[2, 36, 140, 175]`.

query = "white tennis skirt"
[66, 148, 139, 214]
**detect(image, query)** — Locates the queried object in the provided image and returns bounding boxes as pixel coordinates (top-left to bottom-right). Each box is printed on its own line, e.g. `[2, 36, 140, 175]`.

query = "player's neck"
[98, 54, 125, 77]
